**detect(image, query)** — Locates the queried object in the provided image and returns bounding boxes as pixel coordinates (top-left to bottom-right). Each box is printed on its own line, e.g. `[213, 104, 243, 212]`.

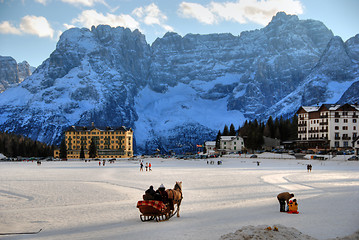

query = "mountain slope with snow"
[0, 12, 358, 153]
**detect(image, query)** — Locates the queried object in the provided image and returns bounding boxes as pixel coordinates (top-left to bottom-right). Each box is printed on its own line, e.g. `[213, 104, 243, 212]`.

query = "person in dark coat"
[143, 185, 156, 200]
[155, 184, 169, 204]
[277, 192, 294, 212]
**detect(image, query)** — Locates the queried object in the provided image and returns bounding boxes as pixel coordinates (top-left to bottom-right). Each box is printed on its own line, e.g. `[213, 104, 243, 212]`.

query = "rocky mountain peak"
[269, 11, 299, 24]
[316, 36, 354, 79]
[0, 56, 32, 93]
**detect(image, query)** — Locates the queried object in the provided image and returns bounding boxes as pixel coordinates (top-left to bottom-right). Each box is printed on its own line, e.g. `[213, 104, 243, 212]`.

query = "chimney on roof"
[92, 122, 94, 127]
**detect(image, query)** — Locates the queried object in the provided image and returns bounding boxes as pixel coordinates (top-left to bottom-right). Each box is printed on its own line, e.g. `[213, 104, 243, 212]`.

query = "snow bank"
[220, 225, 359, 240]
[220, 225, 316, 240]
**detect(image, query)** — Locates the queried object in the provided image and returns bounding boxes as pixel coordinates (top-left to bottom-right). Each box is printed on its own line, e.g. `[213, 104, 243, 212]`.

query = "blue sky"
[0, 0, 358, 67]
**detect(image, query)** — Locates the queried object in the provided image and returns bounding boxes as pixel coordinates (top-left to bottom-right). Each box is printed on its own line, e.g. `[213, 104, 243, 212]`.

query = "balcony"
[298, 123, 307, 127]
[335, 114, 340, 118]
[320, 122, 328, 125]
[353, 114, 358, 118]
[320, 114, 328, 118]
[342, 136, 351, 140]
[335, 137, 341, 140]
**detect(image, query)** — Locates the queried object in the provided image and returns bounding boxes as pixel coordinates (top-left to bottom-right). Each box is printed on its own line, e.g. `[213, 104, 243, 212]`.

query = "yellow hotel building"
[54, 124, 133, 159]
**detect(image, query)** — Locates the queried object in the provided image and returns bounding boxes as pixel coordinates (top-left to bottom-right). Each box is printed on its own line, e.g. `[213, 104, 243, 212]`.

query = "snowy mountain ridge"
[0, 12, 358, 153]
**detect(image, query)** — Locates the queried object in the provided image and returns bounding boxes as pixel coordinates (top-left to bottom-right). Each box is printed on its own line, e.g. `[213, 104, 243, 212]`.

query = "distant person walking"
[277, 192, 294, 212]
[307, 164, 312, 172]
[140, 162, 143, 171]
[145, 162, 148, 171]
[149, 162, 152, 171]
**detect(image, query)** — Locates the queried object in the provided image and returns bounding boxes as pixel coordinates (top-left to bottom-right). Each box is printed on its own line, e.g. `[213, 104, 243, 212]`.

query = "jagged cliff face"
[0, 12, 358, 153]
[0, 56, 32, 93]
[149, 13, 334, 118]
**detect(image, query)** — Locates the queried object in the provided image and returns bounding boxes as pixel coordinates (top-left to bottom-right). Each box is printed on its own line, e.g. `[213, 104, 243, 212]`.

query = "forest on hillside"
[217, 115, 298, 150]
[0, 131, 54, 158]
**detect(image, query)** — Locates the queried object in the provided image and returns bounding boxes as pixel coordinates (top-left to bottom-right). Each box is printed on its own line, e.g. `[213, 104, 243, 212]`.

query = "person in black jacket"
[143, 185, 156, 200]
[155, 184, 169, 203]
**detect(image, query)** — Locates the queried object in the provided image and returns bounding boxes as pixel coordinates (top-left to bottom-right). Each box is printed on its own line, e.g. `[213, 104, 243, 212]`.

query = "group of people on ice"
[140, 161, 152, 171]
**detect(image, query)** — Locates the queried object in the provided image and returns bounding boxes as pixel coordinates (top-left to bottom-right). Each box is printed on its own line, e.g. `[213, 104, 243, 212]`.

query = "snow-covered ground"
[1, 153, 359, 240]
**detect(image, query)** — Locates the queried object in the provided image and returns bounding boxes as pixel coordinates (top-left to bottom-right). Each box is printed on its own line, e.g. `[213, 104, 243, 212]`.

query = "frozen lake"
[1, 153, 359, 240]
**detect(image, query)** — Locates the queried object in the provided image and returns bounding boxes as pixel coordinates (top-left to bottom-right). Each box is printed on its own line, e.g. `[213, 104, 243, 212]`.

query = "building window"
[354, 119, 357, 123]
[343, 141, 348, 147]
[335, 141, 339, 147]
[343, 126, 348, 130]
[335, 119, 339, 123]
[335, 126, 339, 130]
[344, 119, 348, 123]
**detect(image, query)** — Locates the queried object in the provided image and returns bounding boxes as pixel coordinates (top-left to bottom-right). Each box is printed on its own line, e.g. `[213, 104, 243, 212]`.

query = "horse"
[166, 181, 183, 217]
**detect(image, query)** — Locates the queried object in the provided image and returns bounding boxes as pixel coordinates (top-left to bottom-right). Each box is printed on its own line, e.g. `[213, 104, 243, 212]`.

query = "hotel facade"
[54, 124, 133, 159]
[297, 104, 359, 150]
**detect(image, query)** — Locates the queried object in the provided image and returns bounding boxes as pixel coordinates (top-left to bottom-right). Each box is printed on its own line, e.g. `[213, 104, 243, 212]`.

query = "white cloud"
[178, 2, 217, 24]
[63, 23, 76, 29]
[0, 21, 22, 35]
[0, 16, 54, 38]
[72, 10, 140, 30]
[178, 0, 303, 25]
[61, 0, 108, 7]
[35, 0, 49, 5]
[20, 15, 54, 38]
[132, 3, 174, 32]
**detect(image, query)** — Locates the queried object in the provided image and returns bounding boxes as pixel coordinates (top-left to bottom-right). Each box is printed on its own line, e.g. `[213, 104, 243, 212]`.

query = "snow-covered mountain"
[0, 12, 358, 154]
[0, 56, 33, 93]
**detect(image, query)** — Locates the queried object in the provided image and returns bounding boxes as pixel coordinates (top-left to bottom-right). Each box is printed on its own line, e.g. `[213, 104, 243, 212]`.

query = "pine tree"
[229, 124, 236, 136]
[59, 138, 67, 159]
[290, 114, 298, 140]
[266, 116, 274, 138]
[215, 131, 221, 150]
[80, 145, 85, 159]
[222, 125, 229, 136]
[89, 137, 97, 159]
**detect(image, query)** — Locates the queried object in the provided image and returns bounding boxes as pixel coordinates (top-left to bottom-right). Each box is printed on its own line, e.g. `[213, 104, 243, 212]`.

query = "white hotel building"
[297, 104, 359, 149]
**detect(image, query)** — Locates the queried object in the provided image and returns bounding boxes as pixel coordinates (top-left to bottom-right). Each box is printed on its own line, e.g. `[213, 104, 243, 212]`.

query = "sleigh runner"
[137, 182, 183, 222]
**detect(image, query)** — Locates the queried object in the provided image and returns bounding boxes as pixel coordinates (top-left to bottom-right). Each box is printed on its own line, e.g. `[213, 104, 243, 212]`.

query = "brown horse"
[166, 181, 183, 217]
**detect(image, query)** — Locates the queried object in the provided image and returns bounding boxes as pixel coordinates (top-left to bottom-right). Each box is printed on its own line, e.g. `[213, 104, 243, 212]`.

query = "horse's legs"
[177, 203, 180, 217]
